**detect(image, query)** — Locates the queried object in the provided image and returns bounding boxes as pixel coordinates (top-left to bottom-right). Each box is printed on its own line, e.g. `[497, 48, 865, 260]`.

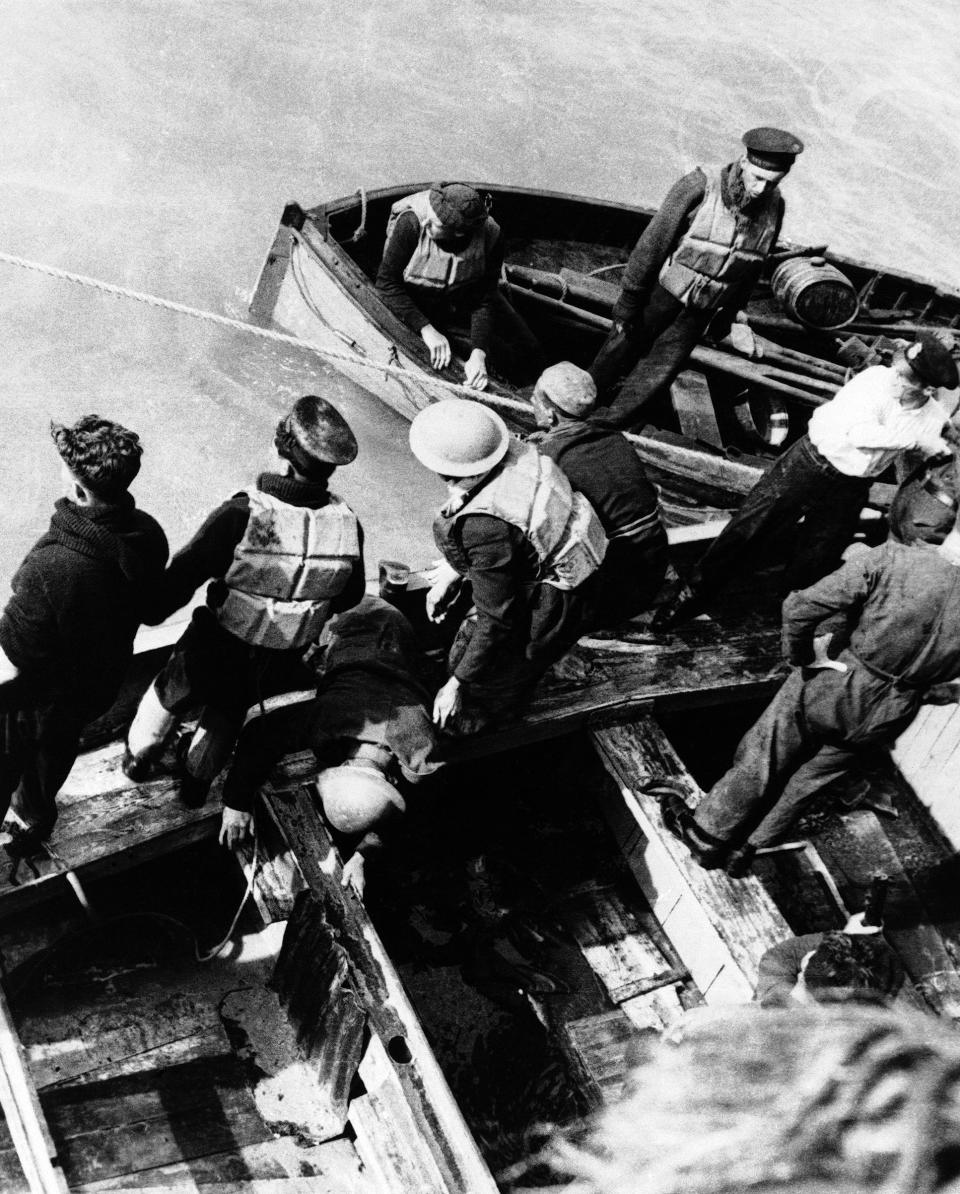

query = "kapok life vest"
[216, 489, 360, 650]
[658, 166, 780, 311]
[384, 190, 499, 294]
[436, 441, 607, 591]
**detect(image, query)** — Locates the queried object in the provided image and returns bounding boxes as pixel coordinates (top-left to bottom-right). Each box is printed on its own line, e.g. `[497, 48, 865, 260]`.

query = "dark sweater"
[145, 472, 366, 624]
[374, 210, 505, 351]
[613, 164, 784, 334]
[0, 496, 168, 712]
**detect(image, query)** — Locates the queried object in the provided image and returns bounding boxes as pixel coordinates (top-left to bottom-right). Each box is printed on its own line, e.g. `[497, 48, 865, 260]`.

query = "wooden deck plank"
[590, 717, 790, 1002]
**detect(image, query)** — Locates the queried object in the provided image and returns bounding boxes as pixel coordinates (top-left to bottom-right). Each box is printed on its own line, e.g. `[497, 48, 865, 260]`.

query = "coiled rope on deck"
[0, 248, 532, 417]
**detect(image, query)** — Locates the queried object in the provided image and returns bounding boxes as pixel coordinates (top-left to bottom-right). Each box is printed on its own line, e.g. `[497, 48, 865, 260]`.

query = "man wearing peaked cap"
[123, 395, 366, 848]
[376, 182, 544, 392]
[589, 126, 803, 428]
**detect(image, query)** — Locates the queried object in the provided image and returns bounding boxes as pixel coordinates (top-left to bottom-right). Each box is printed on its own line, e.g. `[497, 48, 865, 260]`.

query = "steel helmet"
[408, 400, 509, 477]
[276, 394, 359, 471]
[316, 762, 405, 835]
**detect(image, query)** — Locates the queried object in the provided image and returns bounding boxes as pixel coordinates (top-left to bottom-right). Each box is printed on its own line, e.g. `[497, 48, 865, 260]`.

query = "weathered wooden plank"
[263, 786, 497, 1194]
[671, 369, 723, 446]
[0, 986, 69, 1192]
[590, 717, 790, 1002]
[894, 704, 960, 848]
[446, 618, 784, 761]
[562, 1009, 649, 1110]
[42, 1053, 273, 1187]
[70, 1136, 373, 1193]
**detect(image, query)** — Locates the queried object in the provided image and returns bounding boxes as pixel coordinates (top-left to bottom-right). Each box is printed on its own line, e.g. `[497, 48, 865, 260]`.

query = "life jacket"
[658, 166, 780, 311]
[435, 441, 607, 591]
[384, 190, 499, 294]
[216, 489, 360, 650]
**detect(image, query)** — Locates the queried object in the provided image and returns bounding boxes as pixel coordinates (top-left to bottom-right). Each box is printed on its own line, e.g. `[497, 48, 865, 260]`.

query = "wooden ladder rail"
[0, 986, 68, 1194]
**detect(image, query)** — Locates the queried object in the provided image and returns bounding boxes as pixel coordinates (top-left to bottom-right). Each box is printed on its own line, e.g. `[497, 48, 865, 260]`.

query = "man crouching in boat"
[215, 594, 442, 895]
[0, 417, 168, 861]
[531, 361, 668, 627]
[410, 399, 607, 735]
[589, 127, 803, 428]
[123, 396, 365, 808]
[654, 509, 960, 877]
[376, 182, 543, 389]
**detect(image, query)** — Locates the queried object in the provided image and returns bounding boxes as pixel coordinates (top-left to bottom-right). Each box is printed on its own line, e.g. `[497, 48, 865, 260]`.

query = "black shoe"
[178, 773, 212, 809]
[646, 780, 730, 870]
[4, 822, 50, 859]
[725, 843, 757, 878]
[121, 747, 153, 783]
[651, 584, 707, 633]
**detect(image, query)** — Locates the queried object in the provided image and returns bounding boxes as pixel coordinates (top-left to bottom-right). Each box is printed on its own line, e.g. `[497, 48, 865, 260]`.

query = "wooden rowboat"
[249, 182, 960, 519]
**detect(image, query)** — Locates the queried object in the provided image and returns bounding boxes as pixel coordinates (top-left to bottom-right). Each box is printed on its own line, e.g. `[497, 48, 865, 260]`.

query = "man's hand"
[425, 559, 461, 623]
[924, 680, 960, 705]
[807, 633, 848, 673]
[842, 911, 882, 936]
[433, 676, 463, 728]
[464, 348, 488, 391]
[727, 322, 758, 358]
[421, 325, 452, 370]
[218, 807, 253, 850]
[341, 851, 366, 899]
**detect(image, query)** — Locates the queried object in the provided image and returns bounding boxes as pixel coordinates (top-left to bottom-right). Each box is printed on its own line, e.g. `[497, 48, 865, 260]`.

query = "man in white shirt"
[653, 334, 959, 629]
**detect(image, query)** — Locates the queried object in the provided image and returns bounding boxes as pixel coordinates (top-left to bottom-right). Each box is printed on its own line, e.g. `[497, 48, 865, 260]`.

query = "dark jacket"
[375, 209, 506, 351]
[144, 472, 366, 625]
[0, 496, 168, 713]
[614, 164, 784, 336]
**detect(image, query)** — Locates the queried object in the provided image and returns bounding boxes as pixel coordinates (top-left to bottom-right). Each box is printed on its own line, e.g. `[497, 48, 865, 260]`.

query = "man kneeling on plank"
[654, 332, 960, 629]
[123, 396, 365, 806]
[531, 361, 668, 627]
[217, 595, 442, 897]
[0, 416, 168, 860]
[654, 507, 960, 877]
[410, 399, 607, 735]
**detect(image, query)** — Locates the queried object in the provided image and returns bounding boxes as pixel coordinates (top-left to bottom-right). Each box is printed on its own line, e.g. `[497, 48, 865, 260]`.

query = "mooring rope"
[0, 247, 533, 417]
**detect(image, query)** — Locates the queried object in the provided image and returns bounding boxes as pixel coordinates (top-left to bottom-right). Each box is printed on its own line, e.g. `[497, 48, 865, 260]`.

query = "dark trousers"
[430, 288, 545, 385]
[692, 658, 920, 848]
[589, 285, 712, 429]
[0, 700, 87, 835]
[691, 435, 871, 598]
[139, 609, 315, 783]
[584, 534, 669, 630]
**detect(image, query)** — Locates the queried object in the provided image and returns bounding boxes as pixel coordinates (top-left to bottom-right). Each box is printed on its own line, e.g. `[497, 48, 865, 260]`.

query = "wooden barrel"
[771, 256, 859, 330]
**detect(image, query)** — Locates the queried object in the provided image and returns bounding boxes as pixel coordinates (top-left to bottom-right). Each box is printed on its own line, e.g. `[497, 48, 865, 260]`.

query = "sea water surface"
[0, 0, 958, 586]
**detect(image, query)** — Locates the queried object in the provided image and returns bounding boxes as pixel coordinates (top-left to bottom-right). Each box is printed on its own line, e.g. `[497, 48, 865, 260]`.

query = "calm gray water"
[1, 0, 958, 585]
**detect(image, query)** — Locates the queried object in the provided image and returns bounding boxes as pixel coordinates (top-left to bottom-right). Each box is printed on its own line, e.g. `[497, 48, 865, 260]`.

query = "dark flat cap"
[428, 182, 487, 232]
[742, 127, 804, 170]
[905, 334, 960, 390]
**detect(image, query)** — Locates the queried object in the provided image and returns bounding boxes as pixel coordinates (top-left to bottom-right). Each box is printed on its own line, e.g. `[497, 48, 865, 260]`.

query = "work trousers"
[127, 608, 315, 784]
[583, 534, 669, 630]
[692, 658, 921, 849]
[445, 582, 589, 735]
[691, 434, 871, 598]
[588, 285, 712, 429]
[426, 287, 545, 386]
[0, 700, 87, 835]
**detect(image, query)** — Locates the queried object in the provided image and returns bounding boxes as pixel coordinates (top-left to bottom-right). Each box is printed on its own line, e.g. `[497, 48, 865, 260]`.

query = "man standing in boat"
[655, 508, 960, 878]
[409, 399, 607, 734]
[0, 416, 168, 859]
[530, 361, 668, 626]
[376, 182, 543, 390]
[123, 395, 365, 805]
[589, 127, 803, 428]
[654, 333, 959, 628]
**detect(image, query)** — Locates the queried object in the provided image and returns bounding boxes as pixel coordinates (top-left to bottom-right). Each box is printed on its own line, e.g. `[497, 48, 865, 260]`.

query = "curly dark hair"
[804, 931, 904, 1000]
[50, 415, 143, 501]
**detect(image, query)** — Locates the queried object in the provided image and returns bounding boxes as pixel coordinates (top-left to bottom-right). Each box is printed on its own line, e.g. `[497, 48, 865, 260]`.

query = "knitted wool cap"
[535, 361, 598, 417]
[427, 182, 487, 231]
